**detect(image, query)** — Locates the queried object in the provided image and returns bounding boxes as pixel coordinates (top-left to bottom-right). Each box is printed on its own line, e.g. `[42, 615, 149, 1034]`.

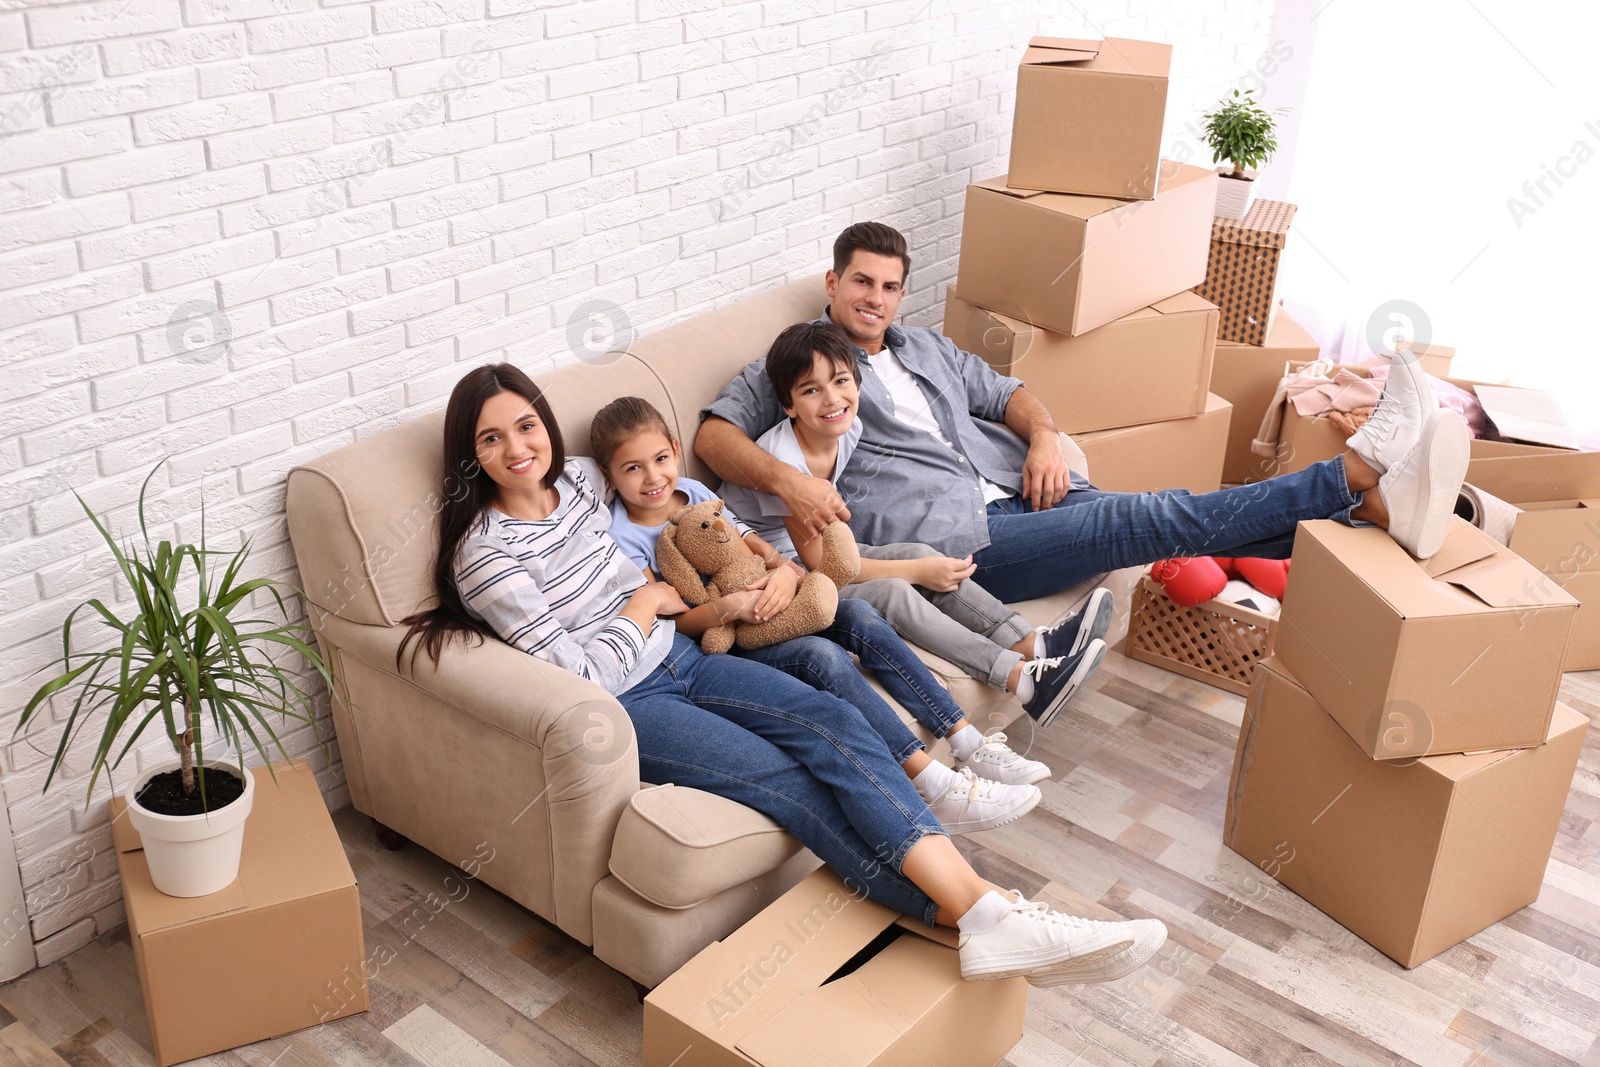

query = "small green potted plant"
[17, 464, 332, 898]
[1201, 88, 1281, 219]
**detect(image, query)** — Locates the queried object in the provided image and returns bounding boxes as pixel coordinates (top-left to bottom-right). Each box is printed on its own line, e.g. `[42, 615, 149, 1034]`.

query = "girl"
[399, 363, 1166, 987]
[591, 395, 1042, 831]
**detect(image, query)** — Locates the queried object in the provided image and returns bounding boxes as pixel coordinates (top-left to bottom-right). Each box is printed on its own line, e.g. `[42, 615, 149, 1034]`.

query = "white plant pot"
[125, 759, 254, 898]
[1213, 171, 1257, 220]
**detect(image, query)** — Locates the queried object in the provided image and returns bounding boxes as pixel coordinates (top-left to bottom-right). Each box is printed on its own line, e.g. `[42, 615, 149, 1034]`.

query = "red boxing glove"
[1235, 557, 1291, 600]
[1212, 557, 1243, 580]
[1149, 557, 1228, 607]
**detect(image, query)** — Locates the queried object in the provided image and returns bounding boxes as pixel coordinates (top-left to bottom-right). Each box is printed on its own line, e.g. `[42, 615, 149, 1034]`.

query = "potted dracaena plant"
[1201, 88, 1282, 219]
[17, 464, 332, 898]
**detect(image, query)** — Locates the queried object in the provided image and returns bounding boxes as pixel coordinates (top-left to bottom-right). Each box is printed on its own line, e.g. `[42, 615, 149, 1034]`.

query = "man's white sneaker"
[953, 731, 1051, 786]
[1379, 407, 1471, 559]
[1346, 352, 1436, 475]
[959, 894, 1168, 986]
[926, 768, 1040, 834]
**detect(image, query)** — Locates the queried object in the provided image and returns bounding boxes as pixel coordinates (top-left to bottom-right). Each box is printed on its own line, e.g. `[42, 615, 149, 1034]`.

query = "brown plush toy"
[654, 498, 861, 654]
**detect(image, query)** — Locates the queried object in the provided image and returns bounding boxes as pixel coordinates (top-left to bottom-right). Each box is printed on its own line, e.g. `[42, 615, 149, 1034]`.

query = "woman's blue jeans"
[973, 457, 1365, 602]
[741, 599, 966, 764]
[620, 632, 943, 924]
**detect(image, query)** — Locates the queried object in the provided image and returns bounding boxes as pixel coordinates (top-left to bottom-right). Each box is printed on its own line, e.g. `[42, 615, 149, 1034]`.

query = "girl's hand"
[746, 567, 798, 621]
[912, 554, 977, 593]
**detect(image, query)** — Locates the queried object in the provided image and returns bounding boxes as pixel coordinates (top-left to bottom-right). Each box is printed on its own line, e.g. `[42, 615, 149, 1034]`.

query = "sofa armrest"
[313, 610, 639, 946]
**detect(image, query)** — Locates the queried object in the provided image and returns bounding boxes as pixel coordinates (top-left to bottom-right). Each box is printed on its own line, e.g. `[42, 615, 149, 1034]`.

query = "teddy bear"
[654, 498, 861, 654]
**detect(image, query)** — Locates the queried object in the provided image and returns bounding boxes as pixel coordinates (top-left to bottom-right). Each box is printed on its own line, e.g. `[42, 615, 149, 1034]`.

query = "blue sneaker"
[1019, 637, 1108, 728]
[1038, 587, 1115, 661]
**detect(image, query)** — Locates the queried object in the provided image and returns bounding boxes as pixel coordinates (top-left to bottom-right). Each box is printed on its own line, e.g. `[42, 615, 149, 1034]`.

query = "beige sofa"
[285, 276, 1113, 988]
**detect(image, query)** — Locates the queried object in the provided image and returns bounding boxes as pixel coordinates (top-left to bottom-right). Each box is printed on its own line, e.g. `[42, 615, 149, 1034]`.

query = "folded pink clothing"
[1287, 364, 1384, 416]
[1366, 364, 1490, 437]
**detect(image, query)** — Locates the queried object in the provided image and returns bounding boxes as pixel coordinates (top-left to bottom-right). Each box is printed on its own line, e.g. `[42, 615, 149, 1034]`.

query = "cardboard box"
[943, 288, 1217, 434]
[1225, 657, 1588, 969]
[110, 760, 367, 1066]
[1465, 450, 1600, 670]
[1074, 392, 1231, 494]
[1212, 309, 1322, 484]
[1007, 36, 1170, 199]
[1274, 519, 1578, 760]
[644, 868, 1026, 1067]
[956, 162, 1218, 337]
[1262, 365, 1574, 476]
[1369, 342, 1455, 378]
[1191, 199, 1297, 345]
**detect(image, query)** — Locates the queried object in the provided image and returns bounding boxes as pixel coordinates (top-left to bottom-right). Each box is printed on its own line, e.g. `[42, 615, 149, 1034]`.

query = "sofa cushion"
[608, 784, 806, 910]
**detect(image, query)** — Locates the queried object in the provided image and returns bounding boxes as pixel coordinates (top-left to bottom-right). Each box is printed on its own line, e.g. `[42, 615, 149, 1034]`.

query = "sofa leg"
[373, 820, 409, 851]
[630, 980, 650, 1003]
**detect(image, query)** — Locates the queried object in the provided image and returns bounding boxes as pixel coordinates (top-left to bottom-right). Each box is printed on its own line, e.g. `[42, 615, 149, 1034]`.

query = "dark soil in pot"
[136, 768, 246, 816]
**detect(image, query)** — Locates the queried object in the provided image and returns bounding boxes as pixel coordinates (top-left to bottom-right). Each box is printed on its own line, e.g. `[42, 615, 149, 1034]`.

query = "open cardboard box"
[644, 868, 1026, 1067]
[1212, 308, 1322, 483]
[944, 288, 1217, 434]
[109, 760, 367, 1067]
[1260, 363, 1574, 476]
[1006, 36, 1170, 199]
[1274, 519, 1577, 760]
[1466, 450, 1600, 670]
[1073, 392, 1232, 494]
[956, 162, 1217, 337]
[1225, 657, 1588, 969]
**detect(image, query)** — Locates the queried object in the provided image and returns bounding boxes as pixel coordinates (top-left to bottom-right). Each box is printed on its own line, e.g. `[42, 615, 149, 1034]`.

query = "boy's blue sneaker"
[1020, 638, 1108, 728]
[1038, 586, 1115, 662]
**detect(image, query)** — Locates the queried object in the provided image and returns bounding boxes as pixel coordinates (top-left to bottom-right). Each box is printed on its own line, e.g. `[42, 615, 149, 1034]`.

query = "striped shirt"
[454, 457, 673, 695]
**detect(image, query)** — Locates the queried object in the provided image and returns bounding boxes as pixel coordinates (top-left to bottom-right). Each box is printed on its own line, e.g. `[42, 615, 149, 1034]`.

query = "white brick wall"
[0, 0, 1280, 969]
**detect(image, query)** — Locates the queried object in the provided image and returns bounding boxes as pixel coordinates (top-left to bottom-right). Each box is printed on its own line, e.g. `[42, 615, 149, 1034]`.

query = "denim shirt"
[701, 307, 1090, 556]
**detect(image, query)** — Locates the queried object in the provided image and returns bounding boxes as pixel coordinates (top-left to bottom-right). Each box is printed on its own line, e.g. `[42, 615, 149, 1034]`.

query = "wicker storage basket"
[1121, 575, 1277, 696]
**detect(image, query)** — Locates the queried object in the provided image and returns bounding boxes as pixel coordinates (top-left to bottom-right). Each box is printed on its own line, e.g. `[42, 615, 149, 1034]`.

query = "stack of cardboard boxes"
[1225, 519, 1588, 967]
[941, 37, 1233, 495]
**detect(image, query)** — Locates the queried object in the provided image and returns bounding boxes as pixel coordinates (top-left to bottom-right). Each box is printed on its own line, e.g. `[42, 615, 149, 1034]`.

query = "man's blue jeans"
[973, 458, 1364, 603]
[741, 599, 966, 765]
[621, 632, 943, 923]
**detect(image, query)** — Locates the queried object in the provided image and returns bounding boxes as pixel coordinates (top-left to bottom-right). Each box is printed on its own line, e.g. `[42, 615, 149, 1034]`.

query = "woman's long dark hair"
[398, 363, 566, 672]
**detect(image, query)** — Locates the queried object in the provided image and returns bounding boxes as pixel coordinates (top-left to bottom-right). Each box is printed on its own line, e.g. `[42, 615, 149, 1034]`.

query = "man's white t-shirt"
[874, 346, 1010, 505]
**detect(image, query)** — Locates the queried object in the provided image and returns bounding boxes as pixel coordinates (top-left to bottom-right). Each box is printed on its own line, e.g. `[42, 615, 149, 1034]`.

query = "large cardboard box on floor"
[1190, 199, 1297, 345]
[1274, 520, 1578, 760]
[1261, 364, 1573, 476]
[944, 288, 1217, 434]
[644, 868, 1026, 1067]
[1465, 450, 1600, 670]
[109, 760, 367, 1067]
[1074, 392, 1231, 494]
[1212, 308, 1322, 483]
[1225, 657, 1589, 969]
[1007, 36, 1170, 199]
[957, 162, 1217, 337]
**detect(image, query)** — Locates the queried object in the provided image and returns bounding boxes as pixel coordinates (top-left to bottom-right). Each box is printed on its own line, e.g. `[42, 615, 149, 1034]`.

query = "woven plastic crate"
[1121, 575, 1277, 696]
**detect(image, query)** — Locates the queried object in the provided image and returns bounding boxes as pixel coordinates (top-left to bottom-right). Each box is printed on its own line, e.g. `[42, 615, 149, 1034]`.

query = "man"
[695, 222, 1468, 606]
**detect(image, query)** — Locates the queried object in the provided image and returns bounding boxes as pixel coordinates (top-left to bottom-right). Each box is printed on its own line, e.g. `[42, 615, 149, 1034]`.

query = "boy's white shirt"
[718, 419, 861, 560]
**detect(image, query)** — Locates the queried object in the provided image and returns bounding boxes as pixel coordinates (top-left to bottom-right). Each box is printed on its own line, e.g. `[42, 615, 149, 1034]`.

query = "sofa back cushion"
[287, 277, 829, 625]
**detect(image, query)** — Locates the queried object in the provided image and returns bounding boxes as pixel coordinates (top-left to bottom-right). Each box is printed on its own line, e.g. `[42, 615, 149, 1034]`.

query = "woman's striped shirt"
[454, 457, 673, 694]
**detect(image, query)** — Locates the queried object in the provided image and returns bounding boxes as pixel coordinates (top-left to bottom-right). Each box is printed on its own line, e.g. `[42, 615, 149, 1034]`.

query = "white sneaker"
[959, 893, 1168, 986]
[926, 768, 1040, 834]
[953, 731, 1051, 786]
[1379, 408, 1471, 559]
[1346, 352, 1435, 475]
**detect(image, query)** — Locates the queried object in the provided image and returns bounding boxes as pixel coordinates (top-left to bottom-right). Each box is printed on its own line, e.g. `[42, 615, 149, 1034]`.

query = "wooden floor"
[3, 650, 1598, 1067]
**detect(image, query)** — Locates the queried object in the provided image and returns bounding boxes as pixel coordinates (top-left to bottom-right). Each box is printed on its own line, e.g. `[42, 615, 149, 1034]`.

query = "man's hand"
[1021, 431, 1072, 512]
[781, 470, 851, 537]
[911, 554, 977, 593]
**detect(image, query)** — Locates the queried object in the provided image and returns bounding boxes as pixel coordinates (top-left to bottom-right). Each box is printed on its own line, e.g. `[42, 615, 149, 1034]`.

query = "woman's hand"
[746, 567, 798, 622]
[633, 581, 688, 617]
[911, 554, 977, 593]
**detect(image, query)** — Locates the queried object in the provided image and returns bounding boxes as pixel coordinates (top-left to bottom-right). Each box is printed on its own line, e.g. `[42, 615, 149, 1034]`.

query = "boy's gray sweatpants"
[845, 543, 1031, 691]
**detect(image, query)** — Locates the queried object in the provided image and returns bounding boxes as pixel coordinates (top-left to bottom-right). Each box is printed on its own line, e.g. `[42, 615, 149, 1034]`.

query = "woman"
[399, 363, 1166, 987]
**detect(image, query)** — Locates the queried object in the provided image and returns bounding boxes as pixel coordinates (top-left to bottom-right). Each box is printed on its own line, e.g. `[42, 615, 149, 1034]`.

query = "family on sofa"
[390, 221, 1472, 988]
